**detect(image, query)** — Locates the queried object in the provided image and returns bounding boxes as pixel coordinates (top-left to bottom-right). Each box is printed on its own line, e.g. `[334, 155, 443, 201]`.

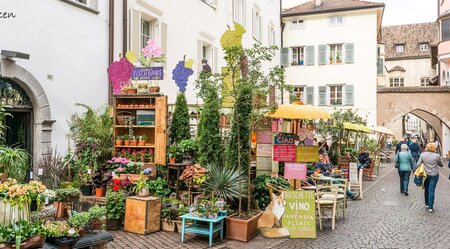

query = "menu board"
[257, 156, 272, 171]
[257, 144, 272, 157]
[273, 145, 297, 162]
[256, 131, 272, 144]
[284, 163, 307, 180]
[282, 190, 316, 238]
[296, 146, 319, 162]
[349, 162, 358, 182]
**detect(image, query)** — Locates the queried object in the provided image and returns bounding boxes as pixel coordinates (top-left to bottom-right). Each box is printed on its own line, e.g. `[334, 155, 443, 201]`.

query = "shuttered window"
[318, 45, 327, 65]
[280, 47, 291, 66]
[306, 86, 314, 105]
[306, 46, 314, 65]
[345, 43, 354, 63]
[377, 58, 384, 75]
[345, 85, 354, 105]
[319, 86, 326, 106]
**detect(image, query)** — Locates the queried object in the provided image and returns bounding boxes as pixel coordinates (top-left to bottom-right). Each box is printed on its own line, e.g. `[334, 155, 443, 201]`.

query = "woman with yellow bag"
[416, 143, 444, 213]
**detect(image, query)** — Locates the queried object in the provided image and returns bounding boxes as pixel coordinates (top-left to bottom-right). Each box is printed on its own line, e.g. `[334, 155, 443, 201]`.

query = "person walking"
[395, 137, 407, 154]
[409, 138, 421, 164]
[394, 144, 415, 196]
[417, 143, 444, 213]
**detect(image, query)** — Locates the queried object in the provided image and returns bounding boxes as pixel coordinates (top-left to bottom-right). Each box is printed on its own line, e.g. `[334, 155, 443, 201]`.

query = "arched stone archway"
[0, 58, 54, 168]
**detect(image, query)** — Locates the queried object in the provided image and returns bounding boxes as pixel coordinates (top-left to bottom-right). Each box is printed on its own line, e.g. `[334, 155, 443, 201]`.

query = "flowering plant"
[0, 179, 47, 207]
[140, 39, 165, 66]
[106, 157, 131, 171]
[43, 221, 79, 238]
[143, 168, 153, 175]
[110, 179, 132, 192]
[179, 164, 207, 185]
[188, 197, 227, 219]
[108, 58, 134, 94]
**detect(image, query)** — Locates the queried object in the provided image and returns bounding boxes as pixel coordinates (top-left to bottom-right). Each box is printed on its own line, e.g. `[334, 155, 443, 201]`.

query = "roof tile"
[282, 0, 384, 16]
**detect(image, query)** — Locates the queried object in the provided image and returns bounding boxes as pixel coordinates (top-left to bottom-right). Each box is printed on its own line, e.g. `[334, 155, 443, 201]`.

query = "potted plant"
[0, 146, 30, 182]
[87, 206, 106, 231]
[132, 176, 149, 197]
[92, 171, 111, 197]
[142, 150, 154, 163]
[336, 52, 342, 63]
[177, 139, 197, 164]
[123, 82, 137, 95]
[115, 135, 124, 146]
[105, 189, 125, 231]
[329, 56, 334, 64]
[138, 135, 146, 146]
[68, 211, 91, 237]
[147, 177, 171, 198]
[140, 39, 165, 93]
[43, 221, 79, 248]
[0, 220, 46, 249]
[174, 205, 189, 232]
[179, 164, 207, 188]
[123, 135, 130, 146]
[167, 146, 178, 164]
[170, 199, 183, 209]
[79, 174, 93, 196]
[160, 208, 178, 232]
[129, 135, 137, 146]
[137, 82, 149, 94]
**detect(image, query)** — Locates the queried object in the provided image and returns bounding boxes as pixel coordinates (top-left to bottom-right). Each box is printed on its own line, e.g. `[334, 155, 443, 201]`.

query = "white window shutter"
[213, 47, 218, 73]
[345, 85, 354, 105]
[129, 9, 141, 59]
[252, 9, 256, 39]
[306, 86, 314, 105]
[319, 45, 327, 65]
[160, 22, 168, 68]
[318, 86, 326, 106]
[280, 47, 291, 67]
[197, 40, 203, 73]
[345, 43, 354, 63]
[306, 46, 314, 65]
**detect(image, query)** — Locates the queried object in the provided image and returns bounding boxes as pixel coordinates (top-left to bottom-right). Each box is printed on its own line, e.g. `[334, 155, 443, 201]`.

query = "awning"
[343, 122, 372, 133]
[371, 126, 395, 136]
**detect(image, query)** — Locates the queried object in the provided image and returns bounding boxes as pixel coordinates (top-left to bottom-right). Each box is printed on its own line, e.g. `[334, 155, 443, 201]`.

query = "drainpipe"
[280, 0, 285, 104]
[108, 0, 114, 104]
[123, 0, 128, 56]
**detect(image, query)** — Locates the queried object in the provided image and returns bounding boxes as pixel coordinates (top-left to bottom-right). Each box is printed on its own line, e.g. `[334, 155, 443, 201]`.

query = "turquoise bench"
[180, 213, 226, 247]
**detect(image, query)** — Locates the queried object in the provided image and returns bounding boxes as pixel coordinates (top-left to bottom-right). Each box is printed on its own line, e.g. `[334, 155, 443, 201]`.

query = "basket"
[116, 111, 133, 126]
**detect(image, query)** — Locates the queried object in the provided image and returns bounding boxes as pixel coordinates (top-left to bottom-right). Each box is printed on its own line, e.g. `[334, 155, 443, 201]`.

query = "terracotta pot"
[115, 140, 123, 146]
[124, 140, 130, 146]
[120, 89, 127, 95]
[226, 211, 263, 242]
[126, 88, 137, 94]
[117, 174, 128, 180]
[131, 140, 138, 146]
[106, 218, 121, 231]
[95, 187, 106, 197]
[138, 188, 150, 197]
[149, 86, 160, 93]
[169, 157, 176, 164]
[128, 174, 141, 182]
[54, 201, 66, 218]
[161, 220, 175, 232]
[78, 227, 85, 237]
[1, 234, 46, 249]
[138, 140, 145, 146]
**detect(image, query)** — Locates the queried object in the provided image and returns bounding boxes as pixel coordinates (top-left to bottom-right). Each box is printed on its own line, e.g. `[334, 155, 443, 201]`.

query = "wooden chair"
[348, 169, 363, 199]
[372, 157, 381, 176]
[289, 179, 313, 190]
[316, 185, 338, 230]
[338, 157, 350, 180]
[330, 178, 348, 219]
[362, 158, 375, 180]
[266, 182, 288, 198]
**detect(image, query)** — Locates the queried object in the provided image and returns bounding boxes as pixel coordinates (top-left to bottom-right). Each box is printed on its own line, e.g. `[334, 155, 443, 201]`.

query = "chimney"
[315, 0, 322, 6]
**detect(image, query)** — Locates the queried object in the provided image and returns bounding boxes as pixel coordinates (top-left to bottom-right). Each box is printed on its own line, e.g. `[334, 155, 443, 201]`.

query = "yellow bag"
[414, 163, 427, 177]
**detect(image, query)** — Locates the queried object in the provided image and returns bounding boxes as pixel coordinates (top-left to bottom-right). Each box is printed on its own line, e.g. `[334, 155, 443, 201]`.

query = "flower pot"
[169, 157, 175, 164]
[0, 234, 46, 249]
[92, 220, 103, 230]
[226, 211, 263, 242]
[138, 140, 145, 146]
[120, 89, 127, 95]
[54, 202, 66, 218]
[81, 185, 93, 196]
[117, 174, 128, 181]
[106, 218, 121, 231]
[161, 220, 175, 232]
[126, 88, 137, 94]
[124, 140, 130, 146]
[95, 187, 106, 197]
[149, 86, 160, 93]
[131, 140, 138, 146]
[138, 188, 150, 197]
[78, 227, 85, 237]
[128, 174, 141, 182]
[115, 140, 124, 146]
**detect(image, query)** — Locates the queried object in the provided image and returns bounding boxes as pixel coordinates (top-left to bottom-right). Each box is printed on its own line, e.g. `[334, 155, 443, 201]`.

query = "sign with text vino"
[273, 145, 296, 162]
[282, 190, 316, 238]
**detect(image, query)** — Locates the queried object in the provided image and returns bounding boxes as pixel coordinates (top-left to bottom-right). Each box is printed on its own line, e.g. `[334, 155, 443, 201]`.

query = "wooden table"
[180, 213, 226, 247]
[167, 163, 192, 199]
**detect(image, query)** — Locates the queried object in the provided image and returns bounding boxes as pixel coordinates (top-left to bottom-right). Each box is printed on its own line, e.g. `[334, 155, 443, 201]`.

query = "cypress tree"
[169, 93, 190, 144]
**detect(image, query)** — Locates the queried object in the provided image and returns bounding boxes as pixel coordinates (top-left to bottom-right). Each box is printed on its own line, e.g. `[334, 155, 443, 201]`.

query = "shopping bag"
[414, 176, 423, 187]
[414, 163, 427, 178]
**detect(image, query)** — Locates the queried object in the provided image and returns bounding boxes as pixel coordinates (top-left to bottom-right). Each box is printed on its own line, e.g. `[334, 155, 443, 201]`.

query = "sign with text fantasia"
[257, 144, 272, 157]
[257, 156, 272, 171]
[274, 135, 296, 145]
[349, 162, 358, 182]
[296, 146, 319, 162]
[257, 130, 273, 144]
[284, 163, 307, 180]
[273, 145, 296, 162]
[132, 67, 164, 80]
[282, 190, 316, 238]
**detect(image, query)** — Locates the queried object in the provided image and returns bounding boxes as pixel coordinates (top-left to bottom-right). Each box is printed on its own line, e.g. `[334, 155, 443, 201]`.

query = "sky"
[282, 0, 437, 26]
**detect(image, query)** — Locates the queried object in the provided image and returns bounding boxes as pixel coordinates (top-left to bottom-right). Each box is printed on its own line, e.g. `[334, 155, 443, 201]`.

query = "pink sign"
[257, 131, 272, 144]
[273, 145, 296, 162]
[284, 163, 307, 180]
[271, 120, 278, 132]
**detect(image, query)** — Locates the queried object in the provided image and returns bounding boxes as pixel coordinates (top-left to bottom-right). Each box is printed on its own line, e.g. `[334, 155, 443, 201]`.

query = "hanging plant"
[107, 58, 134, 94]
[172, 57, 194, 92]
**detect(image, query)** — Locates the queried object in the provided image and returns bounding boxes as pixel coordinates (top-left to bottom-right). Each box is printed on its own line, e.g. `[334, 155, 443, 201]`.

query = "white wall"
[382, 58, 436, 87]
[114, 0, 281, 105]
[0, 0, 109, 153]
[282, 9, 379, 127]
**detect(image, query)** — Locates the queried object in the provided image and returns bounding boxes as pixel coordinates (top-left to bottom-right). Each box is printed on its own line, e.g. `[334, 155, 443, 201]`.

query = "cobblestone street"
[109, 161, 450, 249]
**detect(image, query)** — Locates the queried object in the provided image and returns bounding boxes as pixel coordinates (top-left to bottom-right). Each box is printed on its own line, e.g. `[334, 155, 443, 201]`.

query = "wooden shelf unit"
[113, 94, 167, 165]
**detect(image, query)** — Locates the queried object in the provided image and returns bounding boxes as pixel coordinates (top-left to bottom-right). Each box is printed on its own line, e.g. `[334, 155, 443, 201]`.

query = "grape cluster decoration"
[172, 58, 194, 92]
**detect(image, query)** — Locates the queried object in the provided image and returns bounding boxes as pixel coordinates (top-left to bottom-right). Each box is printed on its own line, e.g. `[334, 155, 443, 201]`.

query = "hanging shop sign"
[257, 144, 272, 157]
[284, 163, 307, 180]
[349, 162, 358, 182]
[282, 190, 317, 238]
[296, 146, 319, 162]
[256, 130, 273, 144]
[274, 135, 296, 145]
[273, 145, 296, 162]
[257, 156, 272, 171]
[132, 67, 164, 80]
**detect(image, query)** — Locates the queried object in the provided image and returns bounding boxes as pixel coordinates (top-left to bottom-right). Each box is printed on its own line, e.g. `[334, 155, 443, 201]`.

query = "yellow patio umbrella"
[343, 122, 372, 133]
[266, 100, 331, 120]
[371, 126, 395, 137]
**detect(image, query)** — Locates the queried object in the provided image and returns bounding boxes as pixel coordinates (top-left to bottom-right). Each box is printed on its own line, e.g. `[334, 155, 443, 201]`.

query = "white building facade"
[112, 0, 281, 105]
[281, 0, 384, 127]
[0, 0, 109, 166]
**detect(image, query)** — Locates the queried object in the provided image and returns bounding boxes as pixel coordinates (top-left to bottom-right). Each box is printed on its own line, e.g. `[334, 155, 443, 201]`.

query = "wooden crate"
[124, 196, 161, 234]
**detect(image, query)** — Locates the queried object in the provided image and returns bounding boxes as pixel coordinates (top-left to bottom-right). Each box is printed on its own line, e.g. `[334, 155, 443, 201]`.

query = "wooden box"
[124, 196, 161, 234]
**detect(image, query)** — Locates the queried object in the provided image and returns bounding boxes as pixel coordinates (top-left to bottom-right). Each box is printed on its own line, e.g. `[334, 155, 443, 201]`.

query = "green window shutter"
[280, 47, 291, 66]
[306, 86, 314, 105]
[318, 45, 327, 65]
[319, 86, 326, 106]
[345, 85, 354, 105]
[345, 43, 354, 63]
[377, 58, 384, 75]
[306, 46, 314, 65]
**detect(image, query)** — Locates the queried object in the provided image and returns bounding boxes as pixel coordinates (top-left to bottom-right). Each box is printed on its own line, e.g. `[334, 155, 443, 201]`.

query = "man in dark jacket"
[409, 138, 421, 164]
[395, 137, 407, 154]
[357, 147, 370, 169]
